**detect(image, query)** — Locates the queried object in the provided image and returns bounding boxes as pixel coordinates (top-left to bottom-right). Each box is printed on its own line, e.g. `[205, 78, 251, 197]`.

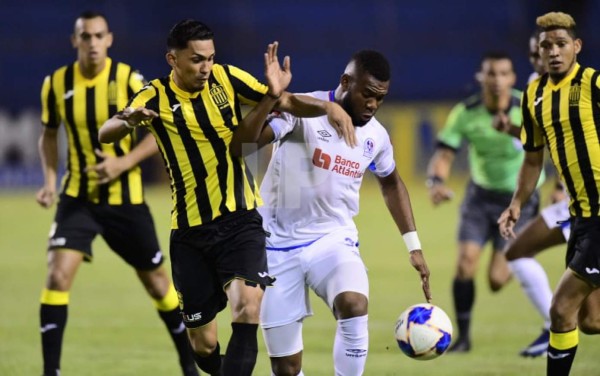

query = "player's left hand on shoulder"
[327, 102, 356, 148]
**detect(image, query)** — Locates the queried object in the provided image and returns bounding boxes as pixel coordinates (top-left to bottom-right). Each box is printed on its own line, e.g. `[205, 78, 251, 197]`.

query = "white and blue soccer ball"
[395, 303, 453, 360]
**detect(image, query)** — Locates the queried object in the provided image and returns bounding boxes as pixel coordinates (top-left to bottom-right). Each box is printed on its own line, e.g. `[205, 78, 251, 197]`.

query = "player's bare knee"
[230, 300, 261, 322]
[333, 292, 368, 319]
[578, 316, 600, 334]
[271, 357, 301, 376]
[137, 267, 170, 299]
[189, 336, 218, 357]
[46, 268, 73, 290]
[549, 302, 577, 330]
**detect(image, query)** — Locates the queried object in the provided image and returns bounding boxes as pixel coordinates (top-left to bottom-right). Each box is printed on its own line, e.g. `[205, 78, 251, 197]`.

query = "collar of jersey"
[547, 63, 580, 90]
[168, 71, 203, 99]
[74, 57, 111, 86]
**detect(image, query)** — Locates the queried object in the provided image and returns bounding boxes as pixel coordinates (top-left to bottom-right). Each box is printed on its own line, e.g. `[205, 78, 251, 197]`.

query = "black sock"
[222, 323, 258, 376]
[453, 278, 474, 341]
[40, 304, 67, 376]
[193, 342, 221, 375]
[158, 308, 199, 375]
[547, 329, 578, 376]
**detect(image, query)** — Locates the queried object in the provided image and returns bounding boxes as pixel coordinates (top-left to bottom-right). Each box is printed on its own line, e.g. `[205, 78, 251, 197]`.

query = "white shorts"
[540, 199, 571, 240]
[260, 228, 369, 329]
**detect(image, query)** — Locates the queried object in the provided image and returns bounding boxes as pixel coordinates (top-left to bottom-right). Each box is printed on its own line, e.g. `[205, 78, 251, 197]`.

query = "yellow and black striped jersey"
[128, 64, 268, 229]
[521, 63, 600, 217]
[41, 58, 146, 205]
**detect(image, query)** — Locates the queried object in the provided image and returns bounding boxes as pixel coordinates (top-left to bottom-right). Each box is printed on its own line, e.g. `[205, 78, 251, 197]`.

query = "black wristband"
[266, 91, 281, 100]
[426, 176, 444, 188]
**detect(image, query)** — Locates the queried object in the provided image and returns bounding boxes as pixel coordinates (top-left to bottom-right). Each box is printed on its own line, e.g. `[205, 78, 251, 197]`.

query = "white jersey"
[258, 90, 396, 248]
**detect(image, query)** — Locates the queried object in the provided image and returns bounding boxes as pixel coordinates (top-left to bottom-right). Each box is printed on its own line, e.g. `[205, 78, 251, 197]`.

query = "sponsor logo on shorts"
[40, 323, 58, 333]
[183, 312, 202, 323]
[547, 352, 570, 360]
[345, 348, 367, 358]
[258, 271, 269, 278]
[49, 237, 66, 247]
[585, 267, 600, 275]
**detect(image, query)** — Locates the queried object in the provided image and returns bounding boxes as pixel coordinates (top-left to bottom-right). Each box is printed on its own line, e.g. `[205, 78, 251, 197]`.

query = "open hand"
[264, 41, 291, 99]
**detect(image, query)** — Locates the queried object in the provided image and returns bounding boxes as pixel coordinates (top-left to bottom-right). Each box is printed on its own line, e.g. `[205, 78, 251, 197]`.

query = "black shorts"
[170, 209, 272, 328]
[566, 216, 600, 287]
[48, 194, 163, 270]
[459, 181, 539, 251]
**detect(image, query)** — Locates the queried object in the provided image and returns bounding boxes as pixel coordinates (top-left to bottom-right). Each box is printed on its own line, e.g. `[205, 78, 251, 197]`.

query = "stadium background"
[1, 1, 600, 375]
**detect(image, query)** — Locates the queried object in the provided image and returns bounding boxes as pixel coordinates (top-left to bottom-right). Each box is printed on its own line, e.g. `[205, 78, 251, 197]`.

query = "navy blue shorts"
[169, 209, 272, 328]
[49, 194, 163, 270]
[458, 181, 539, 251]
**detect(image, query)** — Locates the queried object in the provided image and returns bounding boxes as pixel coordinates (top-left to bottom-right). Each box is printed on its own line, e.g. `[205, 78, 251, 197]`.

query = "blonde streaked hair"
[536, 12, 577, 38]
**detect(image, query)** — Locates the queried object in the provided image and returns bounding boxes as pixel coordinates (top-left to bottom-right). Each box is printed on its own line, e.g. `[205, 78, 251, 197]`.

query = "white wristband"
[402, 231, 421, 252]
[122, 119, 136, 129]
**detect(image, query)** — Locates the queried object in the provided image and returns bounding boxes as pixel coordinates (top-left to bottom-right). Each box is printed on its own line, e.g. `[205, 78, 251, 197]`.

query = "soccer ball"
[394, 303, 453, 360]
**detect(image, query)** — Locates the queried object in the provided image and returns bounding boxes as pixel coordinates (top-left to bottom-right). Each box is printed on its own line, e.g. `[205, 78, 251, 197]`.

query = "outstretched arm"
[377, 169, 431, 302]
[230, 41, 290, 157]
[98, 106, 158, 144]
[498, 148, 544, 239]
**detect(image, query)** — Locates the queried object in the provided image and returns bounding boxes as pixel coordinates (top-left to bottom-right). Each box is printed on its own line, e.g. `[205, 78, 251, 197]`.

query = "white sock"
[509, 258, 552, 329]
[333, 315, 369, 376]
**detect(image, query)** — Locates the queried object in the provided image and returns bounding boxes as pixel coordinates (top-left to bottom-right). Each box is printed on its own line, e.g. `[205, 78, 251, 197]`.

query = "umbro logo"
[171, 104, 181, 112]
[585, 267, 600, 274]
[548, 352, 570, 360]
[317, 129, 332, 143]
[63, 90, 74, 100]
[533, 97, 543, 107]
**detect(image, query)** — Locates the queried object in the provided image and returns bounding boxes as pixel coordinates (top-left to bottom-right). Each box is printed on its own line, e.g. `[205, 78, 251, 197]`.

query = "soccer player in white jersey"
[240, 50, 431, 375]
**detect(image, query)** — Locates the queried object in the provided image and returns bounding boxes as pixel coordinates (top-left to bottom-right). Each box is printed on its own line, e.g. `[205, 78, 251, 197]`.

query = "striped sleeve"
[127, 82, 159, 111]
[223, 64, 268, 105]
[40, 74, 60, 128]
[520, 87, 545, 151]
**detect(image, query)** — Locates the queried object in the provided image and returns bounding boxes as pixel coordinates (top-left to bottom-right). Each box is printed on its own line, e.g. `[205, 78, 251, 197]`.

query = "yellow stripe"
[153, 284, 179, 312]
[40, 288, 69, 305]
[550, 328, 579, 350]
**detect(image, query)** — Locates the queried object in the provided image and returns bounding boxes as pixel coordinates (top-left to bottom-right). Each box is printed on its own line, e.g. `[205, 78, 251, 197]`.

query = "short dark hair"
[75, 11, 109, 30]
[167, 19, 214, 50]
[351, 50, 390, 82]
[480, 51, 513, 67]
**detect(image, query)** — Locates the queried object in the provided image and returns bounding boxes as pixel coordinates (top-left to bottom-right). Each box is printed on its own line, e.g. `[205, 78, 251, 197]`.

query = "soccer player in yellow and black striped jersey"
[37, 11, 198, 376]
[99, 19, 353, 376]
[498, 11, 600, 376]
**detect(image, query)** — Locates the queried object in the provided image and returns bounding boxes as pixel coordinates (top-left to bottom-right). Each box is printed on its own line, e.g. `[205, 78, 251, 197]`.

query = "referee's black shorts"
[170, 209, 273, 328]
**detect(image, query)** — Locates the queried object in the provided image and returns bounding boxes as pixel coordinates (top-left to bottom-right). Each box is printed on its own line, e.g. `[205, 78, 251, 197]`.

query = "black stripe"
[161, 77, 214, 224]
[551, 90, 581, 216]
[243, 161, 257, 208]
[107, 62, 130, 204]
[85, 86, 109, 203]
[571, 68, 599, 216]
[188, 85, 232, 216]
[222, 64, 264, 103]
[532, 75, 550, 149]
[149, 90, 189, 228]
[212, 67, 245, 209]
[63, 64, 87, 198]
[46, 75, 58, 128]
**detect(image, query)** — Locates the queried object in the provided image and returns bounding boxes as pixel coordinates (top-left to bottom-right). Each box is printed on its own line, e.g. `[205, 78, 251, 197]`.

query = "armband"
[403, 231, 422, 253]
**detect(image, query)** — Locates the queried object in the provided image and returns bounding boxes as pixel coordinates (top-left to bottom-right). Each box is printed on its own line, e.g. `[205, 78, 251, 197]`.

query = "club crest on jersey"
[210, 83, 229, 109]
[363, 138, 375, 158]
[569, 83, 581, 107]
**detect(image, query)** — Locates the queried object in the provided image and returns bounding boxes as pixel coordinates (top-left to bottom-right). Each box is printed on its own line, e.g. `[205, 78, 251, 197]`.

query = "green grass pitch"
[1, 177, 598, 375]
